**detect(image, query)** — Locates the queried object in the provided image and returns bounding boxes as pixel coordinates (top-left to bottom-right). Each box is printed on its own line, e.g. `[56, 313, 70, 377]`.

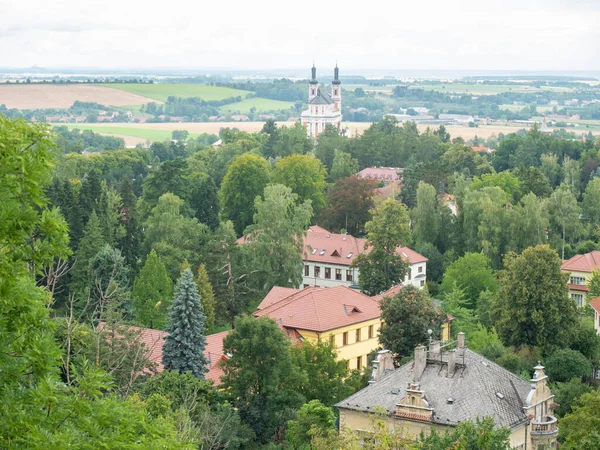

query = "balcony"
[530, 415, 558, 436]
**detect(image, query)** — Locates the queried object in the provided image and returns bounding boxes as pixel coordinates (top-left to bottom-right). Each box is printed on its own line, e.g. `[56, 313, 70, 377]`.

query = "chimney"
[413, 345, 427, 381]
[429, 340, 441, 359]
[457, 332, 466, 357]
[369, 349, 395, 383]
[447, 349, 456, 377]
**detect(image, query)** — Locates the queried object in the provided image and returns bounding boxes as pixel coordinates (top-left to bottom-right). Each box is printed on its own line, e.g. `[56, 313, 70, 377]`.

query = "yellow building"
[336, 333, 558, 450]
[255, 285, 452, 371]
[561, 251, 600, 307]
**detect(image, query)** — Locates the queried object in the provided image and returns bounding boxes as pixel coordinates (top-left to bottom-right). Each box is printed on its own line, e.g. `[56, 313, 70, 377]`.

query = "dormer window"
[311, 248, 318, 255]
[319, 249, 326, 255]
[346, 252, 353, 258]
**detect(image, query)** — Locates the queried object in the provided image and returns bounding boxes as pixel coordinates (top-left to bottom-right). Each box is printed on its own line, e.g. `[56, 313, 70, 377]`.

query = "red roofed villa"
[561, 251, 600, 307]
[356, 167, 403, 184]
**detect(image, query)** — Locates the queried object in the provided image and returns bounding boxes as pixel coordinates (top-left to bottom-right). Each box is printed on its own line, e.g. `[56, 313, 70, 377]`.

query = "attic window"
[496, 392, 505, 400]
[344, 304, 361, 315]
[311, 248, 318, 255]
[319, 249, 326, 255]
[331, 249, 341, 257]
[346, 252, 353, 259]
[447, 398, 454, 404]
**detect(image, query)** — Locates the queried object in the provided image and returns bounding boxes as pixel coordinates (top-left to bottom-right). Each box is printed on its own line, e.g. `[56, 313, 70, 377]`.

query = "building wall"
[594, 308, 600, 335]
[296, 318, 382, 372]
[561, 269, 589, 307]
[302, 261, 427, 290]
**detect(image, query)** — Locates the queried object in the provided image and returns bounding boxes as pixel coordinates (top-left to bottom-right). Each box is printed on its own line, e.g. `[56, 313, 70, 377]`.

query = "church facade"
[300, 65, 342, 138]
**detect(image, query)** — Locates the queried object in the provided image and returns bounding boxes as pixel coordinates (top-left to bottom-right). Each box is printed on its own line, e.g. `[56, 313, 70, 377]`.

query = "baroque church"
[300, 64, 342, 138]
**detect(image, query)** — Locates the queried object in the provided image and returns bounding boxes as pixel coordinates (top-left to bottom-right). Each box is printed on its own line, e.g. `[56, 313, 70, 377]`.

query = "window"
[368, 325, 374, 339]
[346, 360, 350, 370]
[356, 356, 362, 370]
[329, 334, 335, 346]
[325, 267, 331, 279]
[346, 270, 353, 282]
[343, 332, 348, 346]
[303, 284, 310, 288]
[572, 293, 584, 307]
[570, 276, 586, 285]
[418, 266, 423, 273]
[304, 265, 309, 276]
[314, 266, 321, 278]
[335, 269, 342, 280]
[319, 249, 326, 255]
[408, 268, 412, 280]
[420, 280, 425, 287]
[356, 328, 361, 342]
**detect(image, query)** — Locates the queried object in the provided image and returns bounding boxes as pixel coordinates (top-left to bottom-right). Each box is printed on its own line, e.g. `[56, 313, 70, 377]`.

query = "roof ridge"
[311, 289, 323, 330]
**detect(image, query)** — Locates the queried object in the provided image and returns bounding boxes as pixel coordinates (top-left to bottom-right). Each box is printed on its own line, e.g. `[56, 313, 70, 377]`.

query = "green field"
[412, 83, 572, 95]
[220, 97, 295, 113]
[55, 124, 188, 141]
[98, 84, 251, 102]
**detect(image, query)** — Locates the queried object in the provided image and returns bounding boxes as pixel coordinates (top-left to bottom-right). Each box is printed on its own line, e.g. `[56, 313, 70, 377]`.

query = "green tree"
[273, 154, 327, 213]
[220, 153, 271, 235]
[412, 181, 439, 246]
[492, 245, 578, 352]
[319, 176, 378, 236]
[162, 269, 208, 378]
[514, 166, 553, 198]
[132, 249, 173, 328]
[187, 171, 220, 230]
[549, 184, 582, 259]
[222, 316, 305, 443]
[78, 168, 102, 225]
[87, 244, 130, 318]
[420, 417, 511, 450]
[140, 158, 190, 217]
[97, 180, 125, 246]
[552, 378, 593, 417]
[511, 193, 550, 251]
[329, 149, 359, 182]
[582, 177, 600, 225]
[442, 285, 479, 337]
[586, 269, 600, 303]
[244, 184, 312, 292]
[471, 171, 521, 201]
[143, 193, 210, 280]
[71, 211, 106, 294]
[286, 400, 336, 449]
[440, 253, 497, 309]
[379, 285, 445, 360]
[118, 177, 140, 270]
[196, 264, 216, 332]
[540, 153, 560, 187]
[354, 198, 412, 296]
[544, 348, 593, 382]
[559, 390, 600, 449]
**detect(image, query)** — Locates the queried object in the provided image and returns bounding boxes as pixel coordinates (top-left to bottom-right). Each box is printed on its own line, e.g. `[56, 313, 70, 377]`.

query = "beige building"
[336, 333, 558, 449]
[302, 226, 427, 290]
[561, 250, 600, 307]
[591, 296, 600, 335]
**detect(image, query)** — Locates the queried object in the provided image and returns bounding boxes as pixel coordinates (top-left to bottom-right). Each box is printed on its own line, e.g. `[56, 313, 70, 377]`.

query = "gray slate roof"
[309, 90, 335, 105]
[336, 349, 531, 429]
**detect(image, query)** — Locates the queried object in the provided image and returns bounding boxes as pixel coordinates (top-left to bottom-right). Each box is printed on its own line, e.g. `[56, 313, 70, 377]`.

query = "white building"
[300, 65, 342, 138]
[301, 226, 427, 290]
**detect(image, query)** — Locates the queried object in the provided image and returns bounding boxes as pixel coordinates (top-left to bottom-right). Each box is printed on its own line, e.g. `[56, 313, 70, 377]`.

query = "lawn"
[54, 124, 185, 141]
[97, 84, 251, 102]
[220, 97, 295, 113]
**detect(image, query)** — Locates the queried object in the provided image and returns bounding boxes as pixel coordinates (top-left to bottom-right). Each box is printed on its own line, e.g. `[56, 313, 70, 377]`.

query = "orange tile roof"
[372, 284, 404, 301]
[258, 286, 300, 310]
[471, 146, 492, 152]
[561, 251, 600, 273]
[254, 285, 381, 333]
[303, 226, 427, 266]
[568, 284, 588, 292]
[118, 325, 230, 385]
[589, 296, 600, 313]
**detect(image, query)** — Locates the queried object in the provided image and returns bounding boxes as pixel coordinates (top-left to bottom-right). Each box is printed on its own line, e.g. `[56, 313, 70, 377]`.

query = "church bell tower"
[331, 64, 341, 111]
[309, 64, 318, 102]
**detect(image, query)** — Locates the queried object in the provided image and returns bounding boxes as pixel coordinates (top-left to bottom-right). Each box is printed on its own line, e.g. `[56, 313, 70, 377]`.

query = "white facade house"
[301, 226, 427, 290]
[300, 65, 342, 138]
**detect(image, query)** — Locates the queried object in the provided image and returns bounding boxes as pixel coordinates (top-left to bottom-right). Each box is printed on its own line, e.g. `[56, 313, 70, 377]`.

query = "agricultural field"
[342, 84, 395, 94]
[411, 83, 573, 95]
[0, 84, 158, 109]
[220, 97, 295, 113]
[55, 124, 181, 142]
[97, 83, 251, 102]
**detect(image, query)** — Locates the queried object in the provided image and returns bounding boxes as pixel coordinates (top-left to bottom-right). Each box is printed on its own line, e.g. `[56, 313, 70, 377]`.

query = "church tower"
[309, 64, 318, 102]
[331, 64, 341, 112]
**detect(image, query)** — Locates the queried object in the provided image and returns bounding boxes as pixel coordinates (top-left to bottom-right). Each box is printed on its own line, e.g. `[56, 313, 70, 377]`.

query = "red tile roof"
[471, 146, 492, 153]
[590, 296, 600, 313]
[303, 226, 427, 266]
[116, 325, 230, 385]
[257, 286, 300, 310]
[562, 251, 600, 273]
[357, 167, 403, 181]
[254, 285, 381, 333]
[568, 284, 589, 292]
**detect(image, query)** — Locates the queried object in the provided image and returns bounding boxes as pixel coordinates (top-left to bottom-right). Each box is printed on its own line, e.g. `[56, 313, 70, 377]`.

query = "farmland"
[411, 83, 573, 95]
[220, 97, 295, 113]
[97, 83, 251, 102]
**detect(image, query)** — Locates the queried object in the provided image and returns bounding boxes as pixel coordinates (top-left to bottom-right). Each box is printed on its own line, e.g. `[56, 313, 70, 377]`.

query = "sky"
[1, 0, 599, 73]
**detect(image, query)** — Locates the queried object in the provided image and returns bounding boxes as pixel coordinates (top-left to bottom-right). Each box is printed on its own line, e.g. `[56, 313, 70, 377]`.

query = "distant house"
[114, 326, 230, 385]
[471, 146, 494, 153]
[255, 285, 383, 371]
[336, 333, 558, 449]
[97, 116, 113, 122]
[439, 113, 475, 124]
[356, 167, 403, 184]
[560, 250, 600, 307]
[231, 114, 249, 121]
[301, 226, 427, 290]
[441, 194, 458, 216]
[169, 116, 185, 123]
[74, 116, 87, 123]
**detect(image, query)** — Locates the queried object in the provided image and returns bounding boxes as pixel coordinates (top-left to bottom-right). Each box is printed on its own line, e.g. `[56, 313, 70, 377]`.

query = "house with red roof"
[589, 296, 600, 336]
[561, 251, 600, 307]
[301, 226, 427, 291]
[255, 285, 383, 371]
[356, 167, 403, 184]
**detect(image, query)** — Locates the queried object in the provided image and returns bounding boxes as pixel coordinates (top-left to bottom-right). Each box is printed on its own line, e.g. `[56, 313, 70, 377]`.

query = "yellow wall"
[561, 269, 589, 307]
[296, 318, 383, 372]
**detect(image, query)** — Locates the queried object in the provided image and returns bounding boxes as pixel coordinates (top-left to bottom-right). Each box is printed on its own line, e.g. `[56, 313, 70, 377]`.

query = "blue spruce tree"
[162, 268, 208, 378]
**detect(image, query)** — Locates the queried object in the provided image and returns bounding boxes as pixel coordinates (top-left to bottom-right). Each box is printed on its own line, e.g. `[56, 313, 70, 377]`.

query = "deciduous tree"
[440, 253, 498, 309]
[132, 249, 173, 328]
[272, 154, 327, 213]
[195, 264, 216, 332]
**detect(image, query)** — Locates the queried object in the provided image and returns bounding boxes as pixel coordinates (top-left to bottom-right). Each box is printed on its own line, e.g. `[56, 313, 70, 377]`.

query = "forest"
[2, 114, 600, 448]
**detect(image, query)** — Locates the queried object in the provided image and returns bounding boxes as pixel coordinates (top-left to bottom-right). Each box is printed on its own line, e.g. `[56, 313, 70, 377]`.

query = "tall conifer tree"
[70, 211, 106, 294]
[196, 264, 216, 332]
[132, 250, 172, 328]
[162, 269, 208, 378]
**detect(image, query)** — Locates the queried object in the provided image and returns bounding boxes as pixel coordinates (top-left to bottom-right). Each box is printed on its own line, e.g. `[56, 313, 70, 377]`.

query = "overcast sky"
[1, 0, 598, 72]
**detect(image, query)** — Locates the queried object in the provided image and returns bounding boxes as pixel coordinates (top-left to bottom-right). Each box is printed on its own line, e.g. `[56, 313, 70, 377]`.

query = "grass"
[411, 83, 572, 95]
[220, 97, 295, 113]
[54, 124, 184, 141]
[97, 83, 251, 102]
